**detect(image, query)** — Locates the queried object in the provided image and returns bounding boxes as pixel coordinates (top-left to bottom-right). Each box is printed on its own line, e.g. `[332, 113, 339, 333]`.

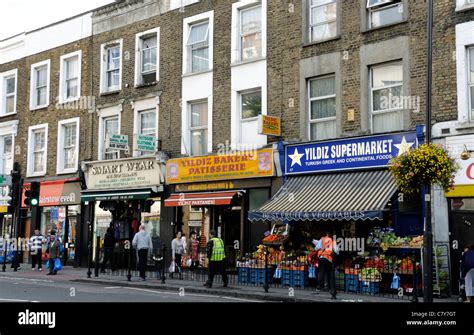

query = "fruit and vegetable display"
[262, 225, 289, 245]
[367, 227, 423, 250]
[359, 268, 382, 282]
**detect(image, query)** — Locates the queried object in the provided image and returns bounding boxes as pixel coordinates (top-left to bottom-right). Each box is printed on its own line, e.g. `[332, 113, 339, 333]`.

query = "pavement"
[0, 266, 460, 303]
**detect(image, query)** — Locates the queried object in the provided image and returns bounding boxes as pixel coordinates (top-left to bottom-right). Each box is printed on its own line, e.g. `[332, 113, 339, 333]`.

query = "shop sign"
[136, 134, 156, 152]
[21, 181, 81, 207]
[0, 205, 8, 213]
[285, 132, 418, 175]
[106, 134, 129, 151]
[85, 157, 163, 190]
[258, 115, 281, 136]
[174, 178, 271, 192]
[0, 174, 12, 187]
[166, 149, 274, 184]
[188, 221, 202, 227]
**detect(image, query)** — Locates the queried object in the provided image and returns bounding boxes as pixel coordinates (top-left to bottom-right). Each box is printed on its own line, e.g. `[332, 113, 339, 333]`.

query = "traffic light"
[24, 182, 40, 207]
[7, 164, 21, 212]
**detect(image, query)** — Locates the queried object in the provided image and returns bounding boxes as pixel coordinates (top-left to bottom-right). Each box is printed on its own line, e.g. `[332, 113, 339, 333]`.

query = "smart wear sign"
[286, 132, 418, 175]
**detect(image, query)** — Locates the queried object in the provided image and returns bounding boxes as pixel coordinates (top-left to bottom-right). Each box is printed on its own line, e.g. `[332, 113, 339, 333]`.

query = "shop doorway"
[449, 198, 474, 295]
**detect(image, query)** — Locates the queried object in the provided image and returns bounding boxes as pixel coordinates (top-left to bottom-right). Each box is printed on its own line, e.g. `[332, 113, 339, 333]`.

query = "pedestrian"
[171, 231, 185, 279]
[29, 229, 46, 271]
[47, 234, 60, 275]
[462, 244, 474, 303]
[187, 231, 200, 272]
[100, 227, 115, 273]
[132, 224, 153, 281]
[315, 232, 339, 299]
[204, 230, 228, 288]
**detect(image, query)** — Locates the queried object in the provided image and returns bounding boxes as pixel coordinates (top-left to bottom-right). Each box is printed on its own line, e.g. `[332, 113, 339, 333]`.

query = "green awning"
[81, 189, 151, 202]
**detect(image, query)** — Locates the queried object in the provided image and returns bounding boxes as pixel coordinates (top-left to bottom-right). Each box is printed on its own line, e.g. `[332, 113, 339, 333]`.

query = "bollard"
[161, 246, 166, 284]
[263, 246, 269, 293]
[411, 251, 418, 303]
[94, 236, 100, 277]
[127, 241, 132, 282]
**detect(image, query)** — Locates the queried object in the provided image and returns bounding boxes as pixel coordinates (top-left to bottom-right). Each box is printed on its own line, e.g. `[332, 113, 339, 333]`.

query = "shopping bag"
[187, 258, 192, 267]
[169, 261, 175, 273]
[391, 273, 400, 289]
[274, 266, 282, 279]
[54, 258, 62, 271]
[308, 265, 317, 278]
[181, 255, 189, 268]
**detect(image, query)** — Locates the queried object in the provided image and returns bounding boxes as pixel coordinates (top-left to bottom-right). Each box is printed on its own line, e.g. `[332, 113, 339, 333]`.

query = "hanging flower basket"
[388, 143, 459, 196]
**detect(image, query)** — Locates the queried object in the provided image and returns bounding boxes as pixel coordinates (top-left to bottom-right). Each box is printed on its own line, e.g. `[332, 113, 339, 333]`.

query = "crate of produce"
[344, 274, 360, 293]
[360, 281, 380, 295]
[249, 268, 273, 284]
[238, 267, 250, 284]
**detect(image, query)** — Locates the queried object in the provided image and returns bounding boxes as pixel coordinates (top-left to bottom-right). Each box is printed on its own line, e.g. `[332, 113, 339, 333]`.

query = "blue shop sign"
[286, 132, 418, 175]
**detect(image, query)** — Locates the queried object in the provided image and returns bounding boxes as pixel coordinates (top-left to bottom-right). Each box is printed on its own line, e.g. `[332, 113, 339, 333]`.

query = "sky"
[0, 0, 116, 40]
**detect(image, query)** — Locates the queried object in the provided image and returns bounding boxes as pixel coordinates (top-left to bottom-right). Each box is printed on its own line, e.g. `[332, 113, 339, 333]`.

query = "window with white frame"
[137, 109, 157, 155]
[102, 116, 119, 160]
[309, 75, 336, 140]
[27, 125, 48, 176]
[135, 29, 159, 86]
[239, 89, 262, 145]
[57, 119, 79, 173]
[30, 60, 50, 109]
[186, 21, 209, 73]
[309, 0, 337, 42]
[0, 134, 13, 175]
[240, 5, 262, 61]
[367, 0, 403, 29]
[59, 51, 81, 102]
[101, 41, 122, 93]
[469, 46, 474, 121]
[1, 70, 17, 116]
[189, 101, 208, 156]
[370, 62, 403, 133]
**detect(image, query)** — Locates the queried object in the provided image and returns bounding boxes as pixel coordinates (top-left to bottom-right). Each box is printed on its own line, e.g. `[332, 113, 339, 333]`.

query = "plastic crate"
[360, 281, 380, 295]
[345, 274, 360, 293]
[238, 267, 250, 284]
[249, 268, 273, 284]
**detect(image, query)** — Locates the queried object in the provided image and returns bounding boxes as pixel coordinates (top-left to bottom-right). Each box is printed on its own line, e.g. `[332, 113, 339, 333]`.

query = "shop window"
[30, 60, 50, 110]
[102, 116, 119, 160]
[57, 118, 79, 173]
[189, 101, 208, 156]
[186, 21, 209, 73]
[370, 61, 403, 133]
[367, 0, 403, 29]
[308, 0, 337, 42]
[135, 29, 159, 86]
[59, 51, 81, 103]
[240, 5, 262, 61]
[469, 46, 474, 121]
[1, 69, 17, 115]
[27, 124, 48, 176]
[309, 75, 336, 140]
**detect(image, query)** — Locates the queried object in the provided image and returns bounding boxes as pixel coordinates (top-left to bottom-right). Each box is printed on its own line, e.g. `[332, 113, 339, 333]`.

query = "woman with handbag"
[171, 231, 185, 279]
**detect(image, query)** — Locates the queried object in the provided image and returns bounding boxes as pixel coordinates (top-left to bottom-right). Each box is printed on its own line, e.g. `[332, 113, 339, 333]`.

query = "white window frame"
[56, 117, 80, 174]
[456, 0, 474, 11]
[0, 69, 17, 116]
[469, 46, 474, 122]
[238, 88, 262, 144]
[29, 60, 51, 110]
[133, 98, 159, 157]
[369, 61, 404, 133]
[59, 50, 82, 103]
[182, 11, 214, 75]
[27, 123, 48, 177]
[367, 0, 402, 29]
[309, 0, 337, 43]
[0, 134, 13, 175]
[100, 39, 123, 94]
[231, 0, 267, 64]
[98, 105, 122, 161]
[308, 75, 337, 141]
[189, 100, 209, 156]
[240, 5, 262, 62]
[134, 28, 160, 86]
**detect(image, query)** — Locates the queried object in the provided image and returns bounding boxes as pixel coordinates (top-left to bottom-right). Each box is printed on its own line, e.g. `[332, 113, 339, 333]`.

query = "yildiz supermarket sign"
[286, 131, 418, 175]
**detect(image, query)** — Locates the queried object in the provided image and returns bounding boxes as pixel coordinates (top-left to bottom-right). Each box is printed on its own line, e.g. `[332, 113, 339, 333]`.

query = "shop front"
[248, 132, 426, 296]
[444, 134, 474, 294]
[165, 149, 276, 268]
[81, 157, 164, 266]
[21, 179, 82, 265]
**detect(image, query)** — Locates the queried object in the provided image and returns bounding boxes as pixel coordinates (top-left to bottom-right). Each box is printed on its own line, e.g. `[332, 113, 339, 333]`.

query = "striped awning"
[248, 170, 397, 222]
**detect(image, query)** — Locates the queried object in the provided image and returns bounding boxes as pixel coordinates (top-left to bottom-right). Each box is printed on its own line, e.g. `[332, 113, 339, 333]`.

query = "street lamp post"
[423, 0, 434, 303]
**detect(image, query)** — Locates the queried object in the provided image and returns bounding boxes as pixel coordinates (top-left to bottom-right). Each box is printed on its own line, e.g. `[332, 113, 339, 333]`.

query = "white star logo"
[288, 148, 304, 167]
[394, 136, 414, 156]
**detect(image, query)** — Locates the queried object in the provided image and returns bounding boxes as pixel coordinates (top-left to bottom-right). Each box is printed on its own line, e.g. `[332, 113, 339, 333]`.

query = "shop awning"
[165, 190, 244, 207]
[81, 189, 152, 202]
[248, 170, 397, 222]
